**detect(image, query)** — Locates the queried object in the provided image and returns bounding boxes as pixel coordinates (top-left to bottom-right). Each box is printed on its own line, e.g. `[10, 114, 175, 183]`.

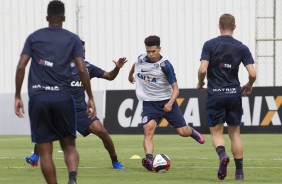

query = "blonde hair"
[219, 14, 236, 31]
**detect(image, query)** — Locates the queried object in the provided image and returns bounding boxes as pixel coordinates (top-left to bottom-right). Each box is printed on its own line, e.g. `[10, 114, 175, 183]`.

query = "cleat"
[217, 155, 230, 180]
[68, 180, 76, 184]
[142, 158, 153, 171]
[112, 162, 125, 170]
[235, 169, 244, 180]
[191, 128, 205, 144]
[25, 154, 39, 167]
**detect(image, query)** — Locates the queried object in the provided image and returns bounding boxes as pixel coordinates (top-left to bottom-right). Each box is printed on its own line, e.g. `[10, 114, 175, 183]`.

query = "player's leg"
[166, 101, 205, 144]
[228, 125, 244, 180]
[143, 119, 157, 155]
[210, 124, 230, 180]
[142, 119, 157, 171]
[51, 92, 78, 183]
[59, 135, 79, 184]
[25, 144, 39, 167]
[141, 101, 163, 171]
[226, 96, 244, 180]
[37, 142, 57, 184]
[175, 126, 205, 144]
[206, 96, 230, 180]
[88, 120, 125, 169]
[28, 94, 59, 183]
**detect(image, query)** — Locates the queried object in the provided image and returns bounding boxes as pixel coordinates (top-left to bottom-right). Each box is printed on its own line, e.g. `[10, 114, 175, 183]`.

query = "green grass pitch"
[0, 134, 281, 184]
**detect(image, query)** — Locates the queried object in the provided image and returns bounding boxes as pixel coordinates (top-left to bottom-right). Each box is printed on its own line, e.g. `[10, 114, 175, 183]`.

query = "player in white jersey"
[128, 35, 205, 171]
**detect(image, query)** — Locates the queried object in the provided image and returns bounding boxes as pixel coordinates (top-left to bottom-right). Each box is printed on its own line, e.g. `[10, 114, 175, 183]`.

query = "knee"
[96, 129, 109, 139]
[176, 127, 190, 137]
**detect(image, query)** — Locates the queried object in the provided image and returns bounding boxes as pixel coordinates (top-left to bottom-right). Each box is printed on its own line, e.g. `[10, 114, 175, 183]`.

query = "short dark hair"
[144, 35, 160, 47]
[47, 0, 65, 16]
[81, 40, 85, 46]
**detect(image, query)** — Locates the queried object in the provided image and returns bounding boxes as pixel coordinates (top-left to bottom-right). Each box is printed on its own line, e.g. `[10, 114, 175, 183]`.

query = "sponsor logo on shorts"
[213, 88, 237, 94]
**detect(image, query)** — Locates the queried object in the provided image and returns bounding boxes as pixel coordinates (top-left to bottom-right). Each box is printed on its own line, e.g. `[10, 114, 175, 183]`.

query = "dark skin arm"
[102, 57, 127, 80]
[128, 64, 135, 84]
[14, 54, 30, 118]
[73, 57, 96, 117]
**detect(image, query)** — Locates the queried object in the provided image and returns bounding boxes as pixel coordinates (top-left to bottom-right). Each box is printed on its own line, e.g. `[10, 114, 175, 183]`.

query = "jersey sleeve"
[161, 60, 177, 84]
[86, 62, 105, 79]
[242, 45, 255, 66]
[200, 41, 212, 61]
[21, 35, 32, 56]
[72, 36, 85, 58]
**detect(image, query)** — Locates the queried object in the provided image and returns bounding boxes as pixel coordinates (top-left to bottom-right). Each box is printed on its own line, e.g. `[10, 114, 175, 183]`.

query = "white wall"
[0, 0, 256, 94]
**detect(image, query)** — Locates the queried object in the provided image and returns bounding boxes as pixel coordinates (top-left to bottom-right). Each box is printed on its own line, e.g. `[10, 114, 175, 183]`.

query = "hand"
[128, 75, 135, 84]
[163, 102, 172, 112]
[113, 57, 127, 69]
[197, 81, 205, 89]
[86, 97, 97, 119]
[14, 97, 25, 118]
[242, 83, 252, 96]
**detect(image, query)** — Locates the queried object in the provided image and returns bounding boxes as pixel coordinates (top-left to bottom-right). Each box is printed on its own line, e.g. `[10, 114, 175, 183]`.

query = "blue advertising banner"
[104, 87, 282, 134]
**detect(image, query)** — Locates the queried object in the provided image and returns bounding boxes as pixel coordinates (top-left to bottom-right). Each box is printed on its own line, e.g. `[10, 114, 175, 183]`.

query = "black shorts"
[206, 95, 242, 127]
[76, 109, 99, 137]
[142, 100, 186, 128]
[29, 92, 77, 143]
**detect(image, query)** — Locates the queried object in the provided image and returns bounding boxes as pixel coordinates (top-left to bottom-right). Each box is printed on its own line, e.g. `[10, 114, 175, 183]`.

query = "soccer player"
[128, 35, 205, 171]
[197, 14, 256, 180]
[14, 1, 96, 184]
[25, 41, 127, 170]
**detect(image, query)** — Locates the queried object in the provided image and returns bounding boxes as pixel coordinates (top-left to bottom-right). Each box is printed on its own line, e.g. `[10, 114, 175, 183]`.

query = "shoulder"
[84, 60, 91, 66]
[205, 37, 218, 44]
[85, 60, 104, 71]
[61, 28, 77, 35]
[160, 59, 174, 72]
[202, 37, 218, 50]
[231, 38, 250, 51]
[138, 54, 146, 60]
[85, 61, 96, 69]
[137, 54, 148, 64]
[58, 28, 81, 42]
[27, 28, 48, 39]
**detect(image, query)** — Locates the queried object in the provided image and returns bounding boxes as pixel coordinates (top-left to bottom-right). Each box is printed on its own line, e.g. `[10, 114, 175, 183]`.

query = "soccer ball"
[152, 154, 171, 173]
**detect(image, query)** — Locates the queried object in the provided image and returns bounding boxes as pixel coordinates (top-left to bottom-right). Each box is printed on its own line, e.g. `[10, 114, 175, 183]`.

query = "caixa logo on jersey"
[104, 88, 282, 134]
[137, 73, 157, 83]
[71, 81, 83, 87]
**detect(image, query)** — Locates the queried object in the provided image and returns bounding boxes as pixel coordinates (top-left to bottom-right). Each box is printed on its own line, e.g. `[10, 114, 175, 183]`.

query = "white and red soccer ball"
[152, 154, 171, 173]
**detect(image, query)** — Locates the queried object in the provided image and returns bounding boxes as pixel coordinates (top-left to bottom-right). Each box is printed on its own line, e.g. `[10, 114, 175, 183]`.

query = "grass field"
[0, 134, 281, 184]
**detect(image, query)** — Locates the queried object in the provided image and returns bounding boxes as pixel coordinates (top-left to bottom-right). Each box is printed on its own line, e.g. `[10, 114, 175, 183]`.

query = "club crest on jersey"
[137, 73, 157, 83]
[154, 63, 159, 68]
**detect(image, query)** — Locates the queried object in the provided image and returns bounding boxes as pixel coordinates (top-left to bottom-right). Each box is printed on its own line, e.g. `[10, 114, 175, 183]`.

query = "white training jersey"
[134, 54, 177, 101]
